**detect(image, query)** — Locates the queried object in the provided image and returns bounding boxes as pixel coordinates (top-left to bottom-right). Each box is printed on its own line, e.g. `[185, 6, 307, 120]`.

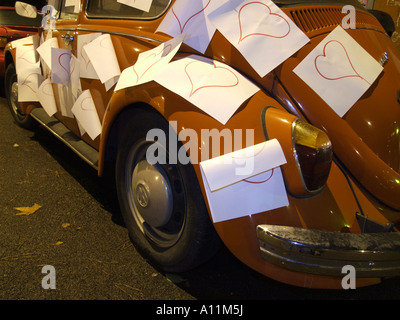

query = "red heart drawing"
[41, 81, 54, 96]
[132, 44, 172, 83]
[80, 41, 93, 70]
[58, 52, 71, 80]
[243, 168, 274, 184]
[17, 47, 36, 65]
[100, 36, 112, 49]
[238, 2, 291, 43]
[184, 60, 239, 97]
[80, 96, 95, 112]
[172, 0, 211, 33]
[21, 72, 41, 93]
[19, 2, 36, 18]
[314, 40, 370, 85]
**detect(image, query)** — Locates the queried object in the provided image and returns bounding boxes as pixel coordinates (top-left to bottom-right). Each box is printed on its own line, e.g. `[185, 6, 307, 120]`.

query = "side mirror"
[15, 1, 38, 19]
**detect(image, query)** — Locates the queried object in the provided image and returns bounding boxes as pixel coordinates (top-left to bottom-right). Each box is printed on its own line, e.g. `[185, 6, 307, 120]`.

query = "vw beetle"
[4, 0, 400, 289]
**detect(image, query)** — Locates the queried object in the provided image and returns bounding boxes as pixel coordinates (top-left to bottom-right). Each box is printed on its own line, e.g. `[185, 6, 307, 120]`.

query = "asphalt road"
[1, 94, 400, 304]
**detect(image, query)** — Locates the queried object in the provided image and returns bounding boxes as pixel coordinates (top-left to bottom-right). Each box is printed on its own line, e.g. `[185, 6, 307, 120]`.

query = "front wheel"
[4, 63, 36, 129]
[115, 109, 220, 273]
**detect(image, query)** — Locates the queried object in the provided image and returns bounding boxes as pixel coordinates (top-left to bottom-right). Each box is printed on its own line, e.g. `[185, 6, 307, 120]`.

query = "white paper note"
[117, 0, 153, 12]
[36, 37, 59, 70]
[54, 84, 74, 118]
[37, 78, 58, 116]
[71, 90, 102, 140]
[18, 67, 43, 102]
[65, 0, 80, 13]
[115, 36, 183, 91]
[15, 1, 37, 18]
[83, 34, 121, 84]
[156, 0, 227, 53]
[200, 140, 288, 223]
[208, 0, 309, 77]
[293, 26, 383, 117]
[16, 45, 39, 75]
[51, 48, 72, 85]
[69, 54, 82, 98]
[154, 55, 259, 124]
[77, 33, 102, 79]
[10, 34, 39, 49]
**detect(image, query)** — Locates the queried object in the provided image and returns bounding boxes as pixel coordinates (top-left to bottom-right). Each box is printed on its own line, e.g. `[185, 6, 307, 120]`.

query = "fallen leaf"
[13, 143, 19, 148]
[14, 203, 42, 216]
[62, 222, 71, 228]
[165, 273, 185, 284]
[55, 241, 63, 246]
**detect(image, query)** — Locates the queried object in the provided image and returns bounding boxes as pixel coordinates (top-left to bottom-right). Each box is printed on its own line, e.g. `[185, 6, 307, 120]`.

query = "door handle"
[61, 33, 74, 45]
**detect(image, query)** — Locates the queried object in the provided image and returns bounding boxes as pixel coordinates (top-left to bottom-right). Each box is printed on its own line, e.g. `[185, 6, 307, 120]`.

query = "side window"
[59, 0, 79, 20]
[86, 0, 171, 20]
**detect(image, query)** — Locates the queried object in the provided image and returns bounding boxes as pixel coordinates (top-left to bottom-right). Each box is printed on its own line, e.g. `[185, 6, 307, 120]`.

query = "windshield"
[0, 8, 42, 27]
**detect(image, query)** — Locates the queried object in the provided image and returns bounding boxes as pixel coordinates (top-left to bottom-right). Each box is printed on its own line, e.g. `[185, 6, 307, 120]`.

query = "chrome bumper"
[257, 225, 400, 278]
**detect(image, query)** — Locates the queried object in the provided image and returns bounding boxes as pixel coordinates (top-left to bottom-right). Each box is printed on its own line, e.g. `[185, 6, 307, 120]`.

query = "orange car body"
[5, 0, 400, 289]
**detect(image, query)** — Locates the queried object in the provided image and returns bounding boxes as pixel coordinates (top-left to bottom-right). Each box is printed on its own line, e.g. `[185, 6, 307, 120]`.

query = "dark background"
[1, 0, 48, 8]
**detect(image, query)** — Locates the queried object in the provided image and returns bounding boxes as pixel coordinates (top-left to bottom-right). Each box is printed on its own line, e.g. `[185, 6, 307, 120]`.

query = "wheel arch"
[4, 42, 17, 73]
[98, 100, 161, 177]
[4, 49, 15, 69]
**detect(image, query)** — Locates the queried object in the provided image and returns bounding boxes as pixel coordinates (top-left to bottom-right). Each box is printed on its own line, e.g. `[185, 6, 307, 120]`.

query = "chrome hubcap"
[10, 82, 20, 116]
[132, 160, 173, 228]
[125, 140, 186, 248]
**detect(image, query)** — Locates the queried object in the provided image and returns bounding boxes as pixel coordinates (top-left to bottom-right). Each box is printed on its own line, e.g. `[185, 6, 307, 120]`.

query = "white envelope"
[200, 139, 288, 223]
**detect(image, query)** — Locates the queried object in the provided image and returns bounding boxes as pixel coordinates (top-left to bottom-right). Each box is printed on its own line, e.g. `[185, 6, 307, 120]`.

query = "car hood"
[344, 34, 400, 174]
[275, 28, 400, 210]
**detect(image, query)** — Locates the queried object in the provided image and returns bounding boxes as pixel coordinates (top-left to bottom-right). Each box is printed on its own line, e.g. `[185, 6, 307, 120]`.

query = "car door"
[46, 0, 82, 142]
[49, 0, 172, 150]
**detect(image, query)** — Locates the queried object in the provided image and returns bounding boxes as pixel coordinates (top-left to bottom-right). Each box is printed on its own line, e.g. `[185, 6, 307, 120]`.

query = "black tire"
[115, 109, 221, 273]
[4, 63, 36, 129]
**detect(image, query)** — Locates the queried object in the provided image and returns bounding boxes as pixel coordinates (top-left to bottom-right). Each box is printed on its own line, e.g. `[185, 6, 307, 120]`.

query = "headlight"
[0, 37, 8, 49]
[293, 119, 332, 192]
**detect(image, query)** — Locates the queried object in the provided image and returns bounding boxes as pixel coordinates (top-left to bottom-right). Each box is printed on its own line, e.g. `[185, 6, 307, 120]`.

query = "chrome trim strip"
[54, 27, 164, 44]
[257, 224, 400, 278]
